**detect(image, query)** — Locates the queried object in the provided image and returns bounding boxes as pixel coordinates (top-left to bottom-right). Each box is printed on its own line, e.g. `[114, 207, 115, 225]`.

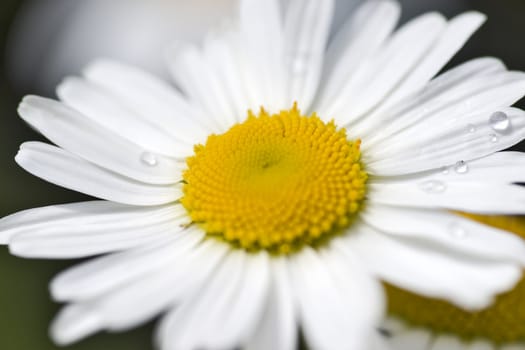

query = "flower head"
[2, 0, 525, 349]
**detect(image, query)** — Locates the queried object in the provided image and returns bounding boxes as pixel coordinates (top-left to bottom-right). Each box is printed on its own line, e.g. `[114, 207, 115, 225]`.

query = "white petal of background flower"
[382, 318, 525, 350]
[388, 329, 433, 350]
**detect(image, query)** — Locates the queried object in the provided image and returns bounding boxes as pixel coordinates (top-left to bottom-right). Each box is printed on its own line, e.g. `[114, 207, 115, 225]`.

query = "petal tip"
[50, 305, 102, 346]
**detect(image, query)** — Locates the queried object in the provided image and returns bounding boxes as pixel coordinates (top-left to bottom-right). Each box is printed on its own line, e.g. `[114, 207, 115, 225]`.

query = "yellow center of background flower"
[181, 105, 367, 254]
[387, 214, 525, 343]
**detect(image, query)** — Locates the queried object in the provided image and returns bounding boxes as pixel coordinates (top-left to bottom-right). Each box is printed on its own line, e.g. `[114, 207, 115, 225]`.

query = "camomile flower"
[382, 215, 525, 350]
[2, 0, 525, 349]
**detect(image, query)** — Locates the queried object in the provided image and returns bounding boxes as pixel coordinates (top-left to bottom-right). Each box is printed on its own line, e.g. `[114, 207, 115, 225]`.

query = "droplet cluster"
[181, 105, 367, 254]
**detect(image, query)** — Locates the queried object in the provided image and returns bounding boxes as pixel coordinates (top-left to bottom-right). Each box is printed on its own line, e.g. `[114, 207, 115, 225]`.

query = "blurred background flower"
[7, 0, 237, 95]
[0, 0, 525, 349]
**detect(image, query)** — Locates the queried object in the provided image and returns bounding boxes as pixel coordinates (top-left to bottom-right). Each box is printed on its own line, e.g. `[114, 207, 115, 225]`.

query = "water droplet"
[419, 180, 447, 194]
[489, 111, 511, 133]
[488, 133, 499, 143]
[140, 152, 158, 166]
[466, 124, 476, 133]
[454, 160, 468, 174]
[290, 59, 307, 75]
[288, 53, 312, 75]
[449, 223, 468, 239]
[440, 166, 450, 175]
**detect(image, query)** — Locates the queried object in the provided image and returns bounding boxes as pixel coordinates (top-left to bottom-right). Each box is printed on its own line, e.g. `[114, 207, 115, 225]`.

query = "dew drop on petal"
[288, 52, 312, 75]
[441, 166, 450, 175]
[291, 59, 308, 75]
[466, 124, 476, 133]
[488, 133, 499, 143]
[454, 160, 468, 174]
[489, 111, 511, 133]
[419, 180, 447, 194]
[449, 222, 468, 239]
[140, 152, 158, 167]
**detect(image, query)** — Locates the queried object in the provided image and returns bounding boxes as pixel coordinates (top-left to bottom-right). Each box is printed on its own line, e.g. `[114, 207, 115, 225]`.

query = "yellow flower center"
[181, 105, 367, 254]
[387, 214, 525, 343]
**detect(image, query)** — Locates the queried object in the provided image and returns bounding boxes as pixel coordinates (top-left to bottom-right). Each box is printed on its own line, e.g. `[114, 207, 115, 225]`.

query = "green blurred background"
[1, 0, 525, 349]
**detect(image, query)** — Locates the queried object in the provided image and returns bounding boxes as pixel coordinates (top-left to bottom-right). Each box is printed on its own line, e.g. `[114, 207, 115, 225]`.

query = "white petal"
[50, 226, 203, 301]
[51, 240, 228, 345]
[10, 226, 170, 260]
[317, 0, 400, 111]
[157, 250, 263, 350]
[369, 332, 392, 350]
[0, 201, 145, 244]
[430, 335, 466, 350]
[16, 142, 181, 206]
[324, 12, 447, 126]
[202, 32, 250, 124]
[83, 59, 211, 143]
[467, 340, 494, 350]
[50, 304, 102, 346]
[500, 344, 525, 350]
[367, 106, 525, 175]
[167, 42, 236, 133]
[92, 240, 227, 331]
[370, 12, 486, 114]
[381, 317, 408, 334]
[362, 57, 507, 149]
[200, 253, 270, 349]
[368, 177, 525, 215]
[283, 0, 334, 111]
[245, 259, 296, 350]
[0, 201, 184, 241]
[361, 204, 525, 264]
[7, 203, 188, 259]
[387, 329, 432, 350]
[57, 77, 194, 158]
[19, 96, 184, 185]
[342, 224, 522, 310]
[289, 247, 383, 350]
[239, 0, 285, 111]
[388, 151, 525, 185]
[320, 246, 385, 327]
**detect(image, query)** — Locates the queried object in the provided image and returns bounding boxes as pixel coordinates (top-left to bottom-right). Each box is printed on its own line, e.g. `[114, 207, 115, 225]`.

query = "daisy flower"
[2, 0, 525, 349]
[382, 215, 525, 350]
